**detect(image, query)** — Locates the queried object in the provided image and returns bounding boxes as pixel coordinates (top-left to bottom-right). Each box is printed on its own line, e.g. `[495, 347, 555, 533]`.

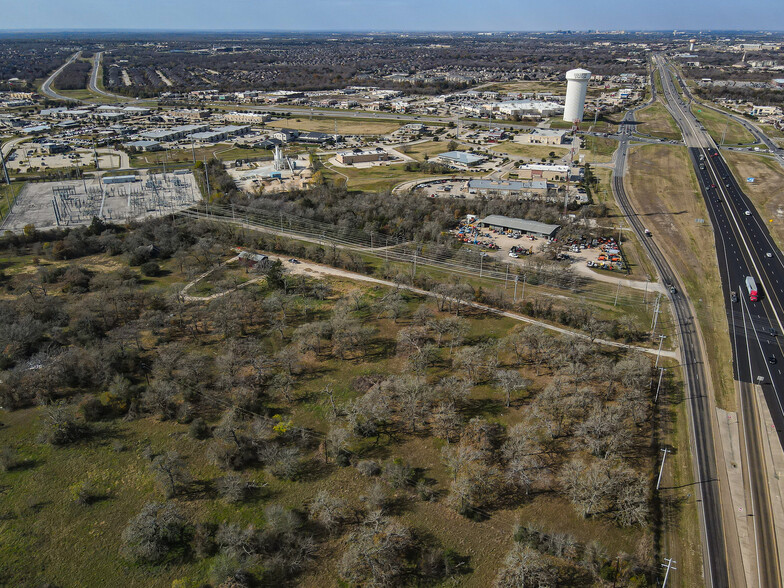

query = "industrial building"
[336, 147, 390, 165]
[468, 179, 548, 199]
[437, 151, 486, 168]
[123, 139, 162, 152]
[188, 125, 251, 143]
[103, 175, 140, 185]
[516, 128, 570, 146]
[140, 124, 209, 142]
[517, 163, 571, 181]
[564, 68, 592, 124]
[478, 214, 560, 238]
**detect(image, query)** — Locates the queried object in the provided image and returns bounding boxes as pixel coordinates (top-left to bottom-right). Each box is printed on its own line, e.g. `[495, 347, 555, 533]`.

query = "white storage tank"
[563, 68, 591, 124]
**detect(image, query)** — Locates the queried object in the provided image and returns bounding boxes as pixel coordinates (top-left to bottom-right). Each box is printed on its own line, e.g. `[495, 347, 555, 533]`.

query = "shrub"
[356, 459, 381, 477]
[140, 261, 161, 277]
[121, 502, 187, 563]
[189, 417, 210, 440]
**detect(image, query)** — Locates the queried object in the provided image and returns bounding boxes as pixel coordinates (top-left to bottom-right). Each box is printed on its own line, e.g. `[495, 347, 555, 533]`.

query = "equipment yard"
[1, 172, 200, 231]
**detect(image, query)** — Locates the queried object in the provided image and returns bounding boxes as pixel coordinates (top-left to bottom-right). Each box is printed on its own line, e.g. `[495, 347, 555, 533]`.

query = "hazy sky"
[3, 0, 784, 31]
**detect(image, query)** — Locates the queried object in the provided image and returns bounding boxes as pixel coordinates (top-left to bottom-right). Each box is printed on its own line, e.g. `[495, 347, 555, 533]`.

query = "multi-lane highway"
[40, 51, 82, 102]
[87, 52, 126, 101]
[611, 81, 732, 588]
[656, 54, 783, 588]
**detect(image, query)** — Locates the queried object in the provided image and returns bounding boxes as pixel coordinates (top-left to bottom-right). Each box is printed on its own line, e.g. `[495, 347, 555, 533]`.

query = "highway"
[611, 78, 731, 588]
[667, 67, 784, 164]
[87, 52, 127, 101]
[656, 54, 783, 588]
[40, 51, 82, 102]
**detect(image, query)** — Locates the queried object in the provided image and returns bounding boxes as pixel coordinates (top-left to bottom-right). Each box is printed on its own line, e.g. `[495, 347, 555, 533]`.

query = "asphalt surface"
[657, 54, 783, 588]
[40, 51, 82, 102]
[612, 78, 731, 587]
[88, 52, 127, 101]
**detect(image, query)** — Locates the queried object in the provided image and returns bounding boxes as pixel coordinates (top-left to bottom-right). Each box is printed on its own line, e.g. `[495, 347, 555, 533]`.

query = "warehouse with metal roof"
[437, 151, 486, 168]
[477, 215, 560, 238]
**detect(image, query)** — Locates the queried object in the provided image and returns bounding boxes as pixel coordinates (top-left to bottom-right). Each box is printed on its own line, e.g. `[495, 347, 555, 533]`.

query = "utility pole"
[513, 275, 518, 302]
[505, 264, 509, 289]
[656, 447, 670, 490]
[644, 277, 649, 305]
[614, 280, 621, 307]
[654, 367, 665, 403]
[661, 558, 677, 587]
[0, 141, 10, 184]
[203, 157, 211, 214]
[655, 334, 667, 368]
[650, 292, 661, 330]
[521, 274, 527, 300]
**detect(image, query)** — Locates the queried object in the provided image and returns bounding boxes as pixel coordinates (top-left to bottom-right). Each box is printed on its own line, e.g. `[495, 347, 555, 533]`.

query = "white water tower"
[690, 38, 696, 51]
[564, 68, 591, 124]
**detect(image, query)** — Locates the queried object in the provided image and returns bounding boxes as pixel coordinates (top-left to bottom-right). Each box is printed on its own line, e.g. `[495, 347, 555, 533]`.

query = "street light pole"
[656, 447, 670, 490]
[655, 335, 667, 368]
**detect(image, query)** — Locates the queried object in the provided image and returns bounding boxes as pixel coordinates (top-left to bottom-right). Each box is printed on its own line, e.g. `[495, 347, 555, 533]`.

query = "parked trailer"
[746, 276, 759, 301]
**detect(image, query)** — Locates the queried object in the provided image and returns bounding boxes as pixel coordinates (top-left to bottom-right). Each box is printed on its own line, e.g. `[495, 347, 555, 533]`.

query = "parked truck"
[746, 276, 759, 302]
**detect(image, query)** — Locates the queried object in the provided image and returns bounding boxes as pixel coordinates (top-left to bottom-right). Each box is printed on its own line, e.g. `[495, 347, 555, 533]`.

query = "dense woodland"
[52, 59, 91, 91]
[0, 213, 662, 586]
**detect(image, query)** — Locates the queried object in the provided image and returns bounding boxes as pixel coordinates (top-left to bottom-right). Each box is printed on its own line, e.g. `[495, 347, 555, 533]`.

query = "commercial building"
[516, 128, 570, 146]
[478, 214, 560, 238]
[468, 179, 548, 199]
[337, 147, 390, 165]
[517, 163, 571, 181]
[223, 111, 271, 124]
[495, 100, 564, 118]
[41, 142, 70, 154]
[437, 151, 486, 168]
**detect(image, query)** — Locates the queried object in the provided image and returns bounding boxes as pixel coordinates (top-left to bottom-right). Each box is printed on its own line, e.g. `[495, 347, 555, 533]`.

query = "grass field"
[130, 145, 280, 168]
[721, 150, 784, 251]
[488, 142, 569, 160]
[321, 161, 436, 192]
[267, 117, 402, 136]
[402, 140, 455, 162]
[690, 104, 756, 145]
[581, 135, 616, 163]
[634, 102, 681, 141]
[625, 144, 735, 409]
[0, 181, 25, 219]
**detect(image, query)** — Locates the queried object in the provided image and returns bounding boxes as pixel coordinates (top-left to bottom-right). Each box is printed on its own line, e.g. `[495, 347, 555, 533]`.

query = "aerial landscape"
[2, 2, 784, 587]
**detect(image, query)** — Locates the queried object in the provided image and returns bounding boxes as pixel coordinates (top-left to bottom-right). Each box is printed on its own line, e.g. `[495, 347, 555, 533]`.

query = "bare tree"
[494, 543, 557, 588]
[150, 450, 191, 498]
[495, 369, 530, 408]
[308, 490, 347, 533]
[338, 512, 412, 587]
[121, 502, 187, 563]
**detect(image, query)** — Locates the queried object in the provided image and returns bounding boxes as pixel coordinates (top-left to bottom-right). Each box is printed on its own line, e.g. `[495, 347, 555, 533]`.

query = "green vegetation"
[582, 135, 617, 163]
[0, 181, 25, 219]
[0, 215, 664, 586]
[267, 116, 402, 136]
[690, 104, 756, 145]
[401, 140, 455, 162]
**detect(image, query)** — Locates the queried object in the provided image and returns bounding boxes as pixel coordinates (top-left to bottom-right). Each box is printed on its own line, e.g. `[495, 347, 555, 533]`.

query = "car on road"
[744, 210, 752, 216]
[730, 292, 738, 303]
[768, 355, 777, 365]
[508, 252, 519, 258]
[766, 252, 773, 258]
[288, 259, 300, 264]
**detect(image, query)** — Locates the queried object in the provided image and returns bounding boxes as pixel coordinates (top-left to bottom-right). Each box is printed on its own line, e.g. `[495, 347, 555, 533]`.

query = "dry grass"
[488, 142, 569, 160]
[403, 140, 458, 162]
[624, 144, 735, 410]
[634, 102, 681, 141]
[267, 117, 402, 136]
[721, 150, 784, 251]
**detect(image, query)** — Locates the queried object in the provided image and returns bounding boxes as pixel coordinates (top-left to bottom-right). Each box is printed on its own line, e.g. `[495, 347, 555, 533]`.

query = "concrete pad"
[717, 407, 755, 588]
